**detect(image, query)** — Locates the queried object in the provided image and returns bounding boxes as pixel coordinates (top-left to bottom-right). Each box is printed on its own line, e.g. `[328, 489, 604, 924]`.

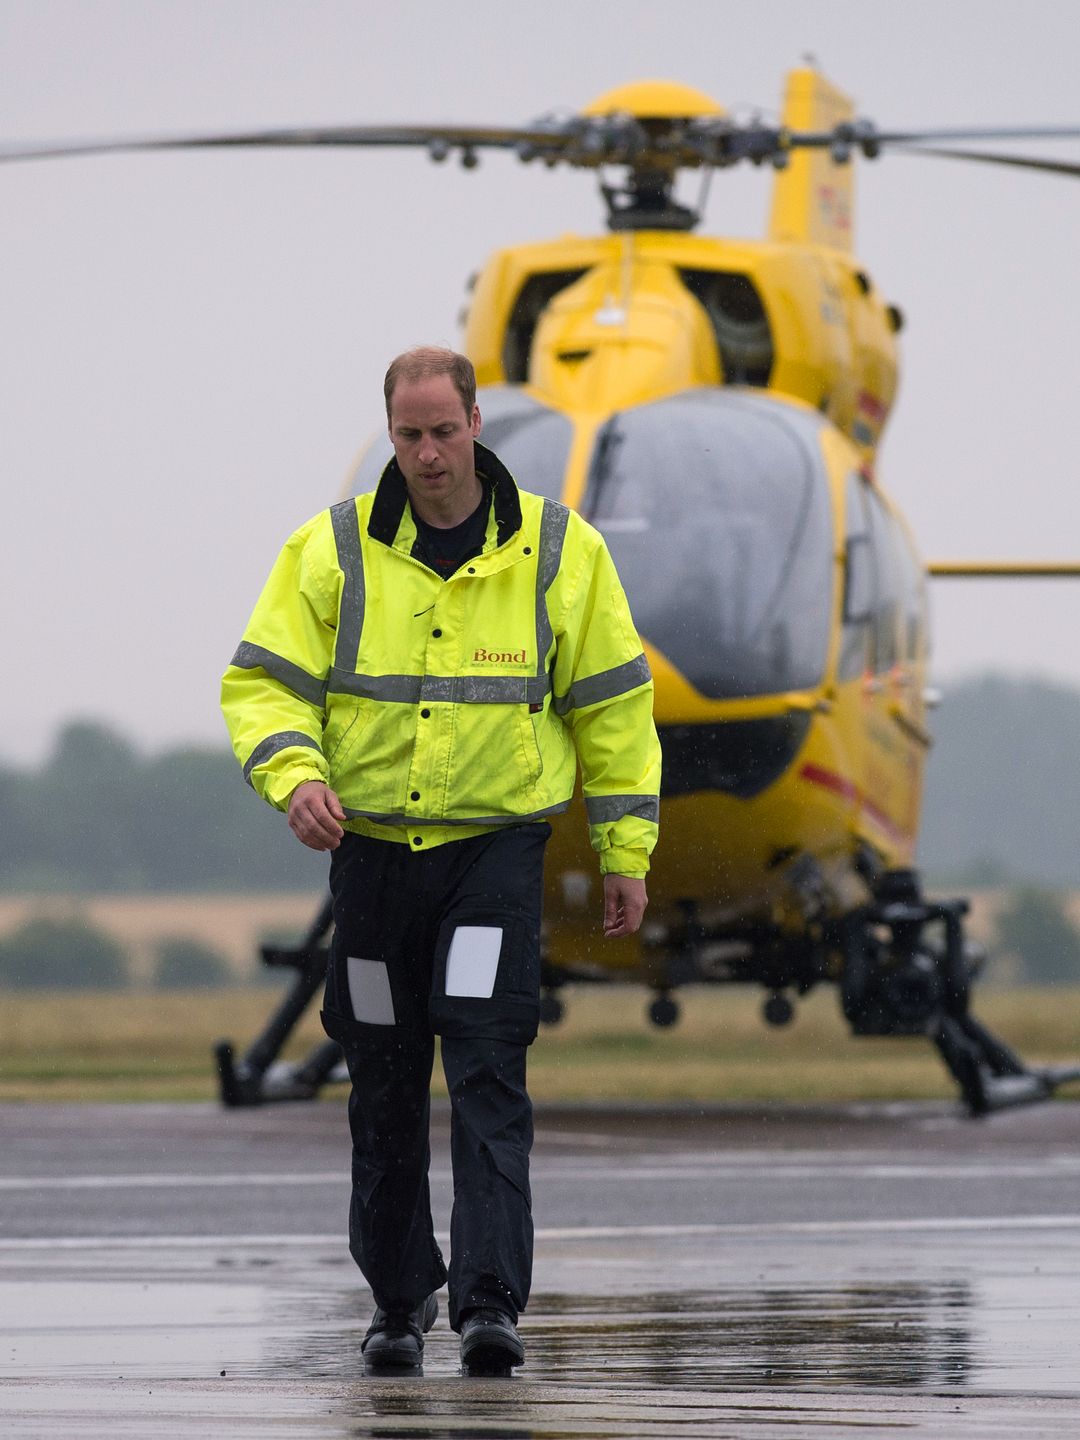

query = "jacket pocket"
[323, 705, 362, 766]
[516, 707, 544, 789]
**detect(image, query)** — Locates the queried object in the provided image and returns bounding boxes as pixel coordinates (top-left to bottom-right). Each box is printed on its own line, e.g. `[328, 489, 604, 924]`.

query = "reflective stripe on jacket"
[221, 442, 661, 874]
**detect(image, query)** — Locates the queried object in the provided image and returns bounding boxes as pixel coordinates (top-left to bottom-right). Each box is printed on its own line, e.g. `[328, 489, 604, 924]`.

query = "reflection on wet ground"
[254, 1281, 976, 1393]
[528, 1283, 976, 1391]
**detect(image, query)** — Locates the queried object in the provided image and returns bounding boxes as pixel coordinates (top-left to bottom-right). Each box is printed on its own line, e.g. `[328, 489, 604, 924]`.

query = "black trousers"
[320, 823, 548, 1331]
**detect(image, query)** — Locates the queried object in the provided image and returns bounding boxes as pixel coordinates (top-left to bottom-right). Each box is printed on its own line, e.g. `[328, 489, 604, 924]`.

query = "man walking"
[222, 346, 660, 1374]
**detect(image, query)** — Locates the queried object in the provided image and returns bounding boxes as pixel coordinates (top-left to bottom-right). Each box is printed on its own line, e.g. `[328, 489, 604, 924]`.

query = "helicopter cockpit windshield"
[581, 389, 833, 699]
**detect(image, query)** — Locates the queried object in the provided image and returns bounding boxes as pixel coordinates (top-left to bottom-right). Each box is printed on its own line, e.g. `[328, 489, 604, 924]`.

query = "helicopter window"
[894, 522, 928, 666]
[677, 270, 774, 386]
[839, 475, 873, 680]
[865, 491, 903, 673]
[582, 389, 832, 698]
[839, 478, 916, 680]
[502, 270, 589, 383]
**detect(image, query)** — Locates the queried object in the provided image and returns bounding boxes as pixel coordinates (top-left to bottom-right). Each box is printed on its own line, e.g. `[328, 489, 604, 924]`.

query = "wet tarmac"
[2, 1099, 1079, 1436]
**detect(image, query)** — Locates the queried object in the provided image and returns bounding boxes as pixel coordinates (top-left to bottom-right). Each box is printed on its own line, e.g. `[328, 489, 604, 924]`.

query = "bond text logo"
[473, 647, 528, 664]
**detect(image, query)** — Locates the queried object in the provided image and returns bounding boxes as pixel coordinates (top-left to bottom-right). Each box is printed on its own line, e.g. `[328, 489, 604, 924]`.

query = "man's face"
[388, 374, 482, 515]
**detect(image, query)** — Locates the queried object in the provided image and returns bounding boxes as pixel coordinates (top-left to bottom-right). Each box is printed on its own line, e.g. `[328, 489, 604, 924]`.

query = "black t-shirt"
[410, 484, 490, 579]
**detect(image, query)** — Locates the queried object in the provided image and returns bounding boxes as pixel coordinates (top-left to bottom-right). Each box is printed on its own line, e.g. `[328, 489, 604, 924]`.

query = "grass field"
[2, 984, 1079, 1105]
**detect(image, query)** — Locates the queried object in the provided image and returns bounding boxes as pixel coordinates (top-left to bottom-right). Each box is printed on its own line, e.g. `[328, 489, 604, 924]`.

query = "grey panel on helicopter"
[472, 386, 573, 501]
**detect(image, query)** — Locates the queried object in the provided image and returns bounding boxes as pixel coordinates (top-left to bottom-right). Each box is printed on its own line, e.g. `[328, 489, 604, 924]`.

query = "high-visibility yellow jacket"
[221, 443, 661, 876]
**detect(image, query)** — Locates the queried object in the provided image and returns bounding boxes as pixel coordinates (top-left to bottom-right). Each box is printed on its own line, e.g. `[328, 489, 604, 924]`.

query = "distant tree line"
[0, 915, 240, 989]
[920, 673, 1080, 888]
[991, 888, 1080, 987]
[0, 720, 327, 893]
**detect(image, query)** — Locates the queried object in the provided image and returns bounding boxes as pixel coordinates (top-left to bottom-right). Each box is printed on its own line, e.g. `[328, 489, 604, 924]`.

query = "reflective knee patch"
[445, 926, 503, 999]
[431, 916, 540, 1045]
[346, 957, 396, 1026]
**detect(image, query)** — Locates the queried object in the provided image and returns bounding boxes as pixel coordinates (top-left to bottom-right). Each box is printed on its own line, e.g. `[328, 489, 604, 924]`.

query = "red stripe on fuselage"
[798, 762, 910, 847]
[799, 762, 858, 804]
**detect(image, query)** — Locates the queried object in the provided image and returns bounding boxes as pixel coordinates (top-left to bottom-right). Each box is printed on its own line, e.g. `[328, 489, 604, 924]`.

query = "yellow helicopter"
[11, 68, 1080, 1113]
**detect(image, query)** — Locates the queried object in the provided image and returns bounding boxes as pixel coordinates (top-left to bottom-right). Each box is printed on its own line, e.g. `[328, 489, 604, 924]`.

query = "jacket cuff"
[599, 845, 650, 879]
[262, 764, 328, 811]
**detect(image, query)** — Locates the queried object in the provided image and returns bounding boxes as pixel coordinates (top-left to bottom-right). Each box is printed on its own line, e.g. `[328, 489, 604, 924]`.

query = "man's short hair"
[384, 347, 477, 422]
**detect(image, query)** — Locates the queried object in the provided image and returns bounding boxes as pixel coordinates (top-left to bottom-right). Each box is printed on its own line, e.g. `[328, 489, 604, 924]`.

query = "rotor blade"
[894, 145, 1080, 178]
[0, 122, 567, 165]
[788, 123, 1080, 149]
[874, 124, 1080, 145]
[8, 115, 1080, 175]
[695, 120, 1080, 169]
[927, 562, 1080, 578]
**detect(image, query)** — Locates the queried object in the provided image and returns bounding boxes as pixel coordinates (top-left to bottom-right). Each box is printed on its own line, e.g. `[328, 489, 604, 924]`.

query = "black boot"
[459, 1307, 525, 1375]
[362, 1293, 439, 1371]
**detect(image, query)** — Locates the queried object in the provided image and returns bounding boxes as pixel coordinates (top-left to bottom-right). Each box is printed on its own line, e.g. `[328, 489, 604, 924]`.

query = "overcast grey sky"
[2, 0, 1080, 766]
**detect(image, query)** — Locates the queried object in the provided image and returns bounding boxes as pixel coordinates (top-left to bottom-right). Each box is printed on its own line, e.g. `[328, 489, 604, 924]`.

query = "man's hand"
[602, 873, 648, 939]
[288, 780, 347, 851]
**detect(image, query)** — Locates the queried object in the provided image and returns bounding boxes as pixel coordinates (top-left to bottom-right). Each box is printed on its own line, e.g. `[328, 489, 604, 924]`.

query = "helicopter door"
[840, 471, 921, 860]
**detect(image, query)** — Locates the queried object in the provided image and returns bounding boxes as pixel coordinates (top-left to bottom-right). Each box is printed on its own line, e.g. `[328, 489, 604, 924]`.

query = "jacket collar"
[367, 440, 522, 548]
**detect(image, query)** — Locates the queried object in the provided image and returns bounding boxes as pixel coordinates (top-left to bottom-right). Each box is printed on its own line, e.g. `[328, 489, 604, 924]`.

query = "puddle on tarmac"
[257, 1280, 978, 1391]
[524, 1284, 975, 1390]
[5, 1274, 1077, 1397]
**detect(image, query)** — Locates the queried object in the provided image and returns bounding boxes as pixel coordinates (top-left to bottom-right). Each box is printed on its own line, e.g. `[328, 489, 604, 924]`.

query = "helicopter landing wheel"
[648, 992, 680, 1028]
[763, 991, 795, 1027]
[539, 991, 565, 1026]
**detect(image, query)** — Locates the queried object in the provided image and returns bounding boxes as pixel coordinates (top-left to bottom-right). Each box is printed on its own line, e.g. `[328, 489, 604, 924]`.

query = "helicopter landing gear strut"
[840, 869, 1080, 1115]
[213, 895, 345, 1106]
[931, 1009, 1080, 1115]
